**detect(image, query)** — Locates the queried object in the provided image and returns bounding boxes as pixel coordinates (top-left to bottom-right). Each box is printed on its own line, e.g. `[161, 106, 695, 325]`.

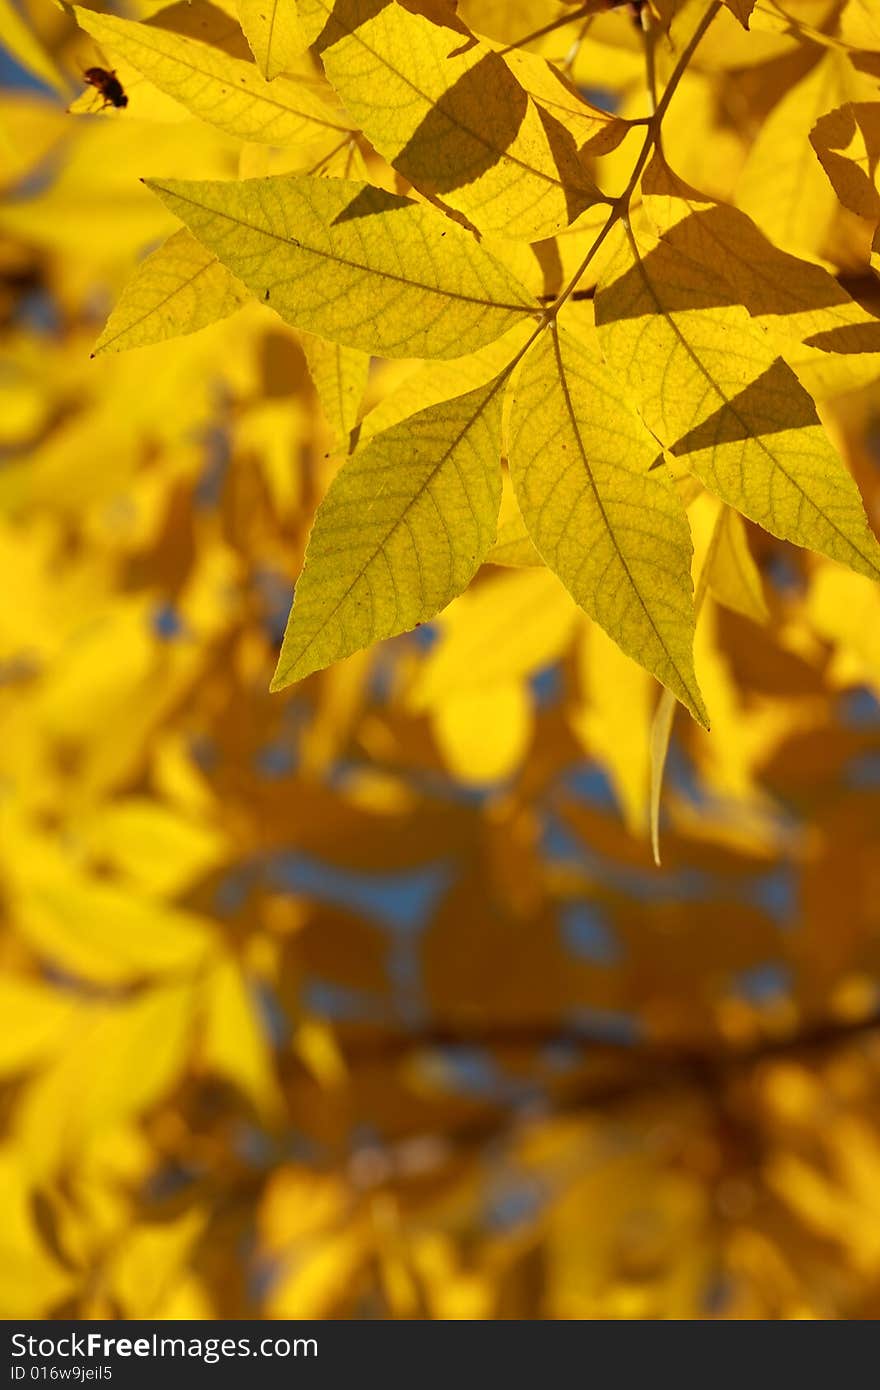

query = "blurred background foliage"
[4, 0, 880, 1321]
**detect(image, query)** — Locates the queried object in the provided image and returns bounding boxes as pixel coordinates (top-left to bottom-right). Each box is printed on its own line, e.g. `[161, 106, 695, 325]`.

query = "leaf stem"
[498, 2, 595, 58]
[542, 2, 720, 325]
[497, 4, 721, 382]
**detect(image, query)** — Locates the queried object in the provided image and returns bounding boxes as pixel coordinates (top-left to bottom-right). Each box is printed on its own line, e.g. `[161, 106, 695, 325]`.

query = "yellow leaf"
[572, 620, 653, 835]
[201, 958, 281, 1115]
[0, 0, 67, 95]
[93, 228, 250, 355]
[77, 797, 229, 899]
[649, 685, 677, 867]
[5, 831, 214, 985]
[294, 1018, 348, 1088]
[0, 1152, 76, 1317]
[509, 321, 707, 724]
[409, 566, 578, 704]
[807, 562, 880, 690]
[271, 377, 506, 688]
[641, 158, 880, 399]
[736, 53, 852, 258]
[75, 5, 349, 146]
[147, 175, 538, 358]
[0, 976, 82, 1078]
[298, 0, 603, 239]
[688, 491, 768, 624]
[0, 94, 67, 190]
[106, 1209, 207, 1317]
[14, 986, 195, 1172]
[237, 0, 307, 78]
[432, 681, 532, 784]
[300, 331, 370, 448]
[595, 219, 880, 582]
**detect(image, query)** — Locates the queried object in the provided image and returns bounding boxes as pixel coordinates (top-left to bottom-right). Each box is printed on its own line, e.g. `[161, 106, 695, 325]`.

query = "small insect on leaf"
[83, 67, 128, 110]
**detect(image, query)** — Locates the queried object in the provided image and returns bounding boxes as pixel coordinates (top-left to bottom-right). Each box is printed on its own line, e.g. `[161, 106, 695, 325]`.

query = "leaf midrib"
[311, 0, 594, 200]
[621, 221, 880, 580]
[89, 11, 349, 132]
[273, 378, 505, 686]
[150, 181, 537, 316]
[549, 325, 704, 720]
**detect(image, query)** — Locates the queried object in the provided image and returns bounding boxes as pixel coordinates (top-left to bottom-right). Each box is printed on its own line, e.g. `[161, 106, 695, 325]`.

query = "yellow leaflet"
[810, 101, 880, 223]
[665, 0, 801, 70]
[688, 491, 768, 624]
[93, 228, 250, 355]
[572, 620, 653, 836]
[297, 0, 603, 240]
[76, 797, 229, 899]
[75, 6, 348, 146]
[201, 958, 282, 1116]
[509, 322, 707, 724]
[271, 378, 506, 689]
[408, 566, 578, 706]
[807, 564, 880, 689]
[0, 1153, 76, 1318]
[4, 824, 214, 984]
[839, 0, 880, 50]
[0, 115, 234, 268]
[501, 46, 628, 159]
[649, 685, 677, 866]
[300, 332, 370, 449]
[487, 472, 542, 567]
[105, 1210, 207, 1319]
[595, 219, 880, 582]
[237, 0, 307, 78]
[13, 985, 195, 1173]
[736, 52, 853, 258]
[457, 0, 574, 46]
[0, 0, 67, 95]
[0, 95, 67, 190]
[0, 976, 82, 1078]
[147, 176, 538, 358]
[640, 158, 880, 397]
[432, 682, 532, 785]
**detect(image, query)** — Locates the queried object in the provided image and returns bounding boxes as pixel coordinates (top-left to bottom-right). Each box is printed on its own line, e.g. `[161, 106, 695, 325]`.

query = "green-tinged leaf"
[92, 228, 250, 355]
[297, 0, 603, 240]
[145, 175, 538, 358]
[300, 332, 370, 448]
[237, 0, 307, 79]
[595, 220, 880, 582]
[509, 322, 707, 724]
[75, 5, 348, 145]
[270, 378, 506, 689]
